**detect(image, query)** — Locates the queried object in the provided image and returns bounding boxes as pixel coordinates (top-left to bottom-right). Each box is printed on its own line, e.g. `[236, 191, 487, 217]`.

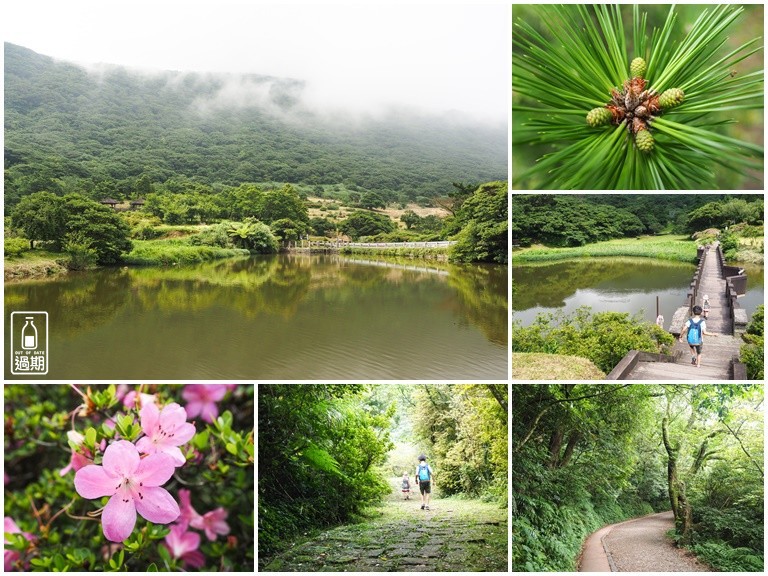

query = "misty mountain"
[4, 43, 507, 206]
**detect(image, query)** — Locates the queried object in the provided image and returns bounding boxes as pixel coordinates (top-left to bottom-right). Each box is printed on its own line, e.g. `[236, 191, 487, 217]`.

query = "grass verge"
[512, 235, 697, 264]
[124, 240, 249, 266]
[512, 352, 606, 380]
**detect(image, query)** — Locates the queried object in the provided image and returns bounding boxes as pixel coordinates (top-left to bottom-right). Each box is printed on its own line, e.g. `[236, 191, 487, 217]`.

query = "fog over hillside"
[5, 42, 507, 207]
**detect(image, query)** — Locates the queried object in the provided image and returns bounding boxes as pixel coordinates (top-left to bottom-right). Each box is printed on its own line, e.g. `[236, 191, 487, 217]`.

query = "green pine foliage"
[513, 4, 764, 189]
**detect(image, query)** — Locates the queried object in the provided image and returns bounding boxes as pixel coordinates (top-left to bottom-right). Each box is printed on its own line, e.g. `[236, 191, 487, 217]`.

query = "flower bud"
[630, 57, 647, 79]
[659, 88, 685, 110]
[635, 129, 654, 153]
[587, 107, 612, 127]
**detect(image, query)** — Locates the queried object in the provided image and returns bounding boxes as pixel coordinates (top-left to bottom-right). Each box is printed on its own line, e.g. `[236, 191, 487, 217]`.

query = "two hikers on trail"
[679, 304, 718, 368]
[415, 454, 434, 510]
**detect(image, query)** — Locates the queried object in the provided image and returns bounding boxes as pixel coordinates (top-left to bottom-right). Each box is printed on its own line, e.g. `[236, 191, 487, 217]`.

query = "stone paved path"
[580, 511, 711, 572]
[260, 492, 507, 572]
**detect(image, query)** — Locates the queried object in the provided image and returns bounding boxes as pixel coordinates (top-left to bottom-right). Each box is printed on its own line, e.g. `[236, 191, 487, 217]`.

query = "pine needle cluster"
[512, 5, 764, 189]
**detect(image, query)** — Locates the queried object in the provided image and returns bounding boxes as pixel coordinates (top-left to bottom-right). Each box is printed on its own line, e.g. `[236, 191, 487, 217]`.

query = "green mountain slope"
[4, 43, 507, 206]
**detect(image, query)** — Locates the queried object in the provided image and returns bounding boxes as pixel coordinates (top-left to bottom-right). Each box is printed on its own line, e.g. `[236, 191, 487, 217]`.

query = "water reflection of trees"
[512, 258, 695, 310]
[447, 264, 508, 345]
[5, 255, 510, 348]
[4, 270, 134, 338]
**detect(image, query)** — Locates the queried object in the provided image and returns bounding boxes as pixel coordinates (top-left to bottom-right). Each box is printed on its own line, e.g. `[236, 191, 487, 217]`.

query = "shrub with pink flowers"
[4, 384, 253, 571]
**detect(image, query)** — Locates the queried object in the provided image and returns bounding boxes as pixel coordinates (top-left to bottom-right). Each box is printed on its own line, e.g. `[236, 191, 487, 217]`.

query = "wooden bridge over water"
[608, 242, 750, 381]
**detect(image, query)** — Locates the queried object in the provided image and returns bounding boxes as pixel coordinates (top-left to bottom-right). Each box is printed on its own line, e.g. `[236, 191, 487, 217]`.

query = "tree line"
[512, 195, 764, 247]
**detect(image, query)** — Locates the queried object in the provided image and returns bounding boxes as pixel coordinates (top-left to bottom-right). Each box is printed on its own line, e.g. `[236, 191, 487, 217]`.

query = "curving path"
[579, 511, 711, 572]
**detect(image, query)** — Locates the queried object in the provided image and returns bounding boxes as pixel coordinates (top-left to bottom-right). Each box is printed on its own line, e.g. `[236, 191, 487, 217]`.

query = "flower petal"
[172, 422, 197, 445]
[200, 402, 219, 423]
[102, 491, 137, 542]
[160, 403, 189, 431]
[206, 385, 228, 402]
[75, 465, 118, 499]
[140, 401, 160, 436]
[160, 445, 187, 467]
[102, 440, 140, 477]
[183, 400, 203, 419]
[134, 453, 176, 486]
[135, 436, 154, 455]
[134, 487, 180, 524]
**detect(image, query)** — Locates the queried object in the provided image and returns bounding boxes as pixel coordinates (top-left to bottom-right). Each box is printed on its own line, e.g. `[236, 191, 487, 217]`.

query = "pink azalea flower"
[164, 524, 206, 569]
[135, 402, 196, 466]
[182, 385, 228, 423]
[60, 450, 92, 476]
[4, 517, 35, 571]
[191, 507, 230, 541]
[176, 488, 202, 531]
[74, 440, 180, 542]
[123, 391, 157, 410]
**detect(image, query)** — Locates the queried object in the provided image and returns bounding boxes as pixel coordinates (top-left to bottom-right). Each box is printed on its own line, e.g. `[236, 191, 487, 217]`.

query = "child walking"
[401, 473, 411, 500]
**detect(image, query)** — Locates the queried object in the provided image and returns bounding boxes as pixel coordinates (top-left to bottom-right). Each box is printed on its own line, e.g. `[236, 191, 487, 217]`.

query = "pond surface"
[5, 254, 507, 380]
[512, 257, 764, 327]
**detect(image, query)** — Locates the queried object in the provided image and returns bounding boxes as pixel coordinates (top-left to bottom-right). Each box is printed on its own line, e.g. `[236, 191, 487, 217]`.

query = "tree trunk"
[662, 416, 692, 543]
[547, 429, 564, 469]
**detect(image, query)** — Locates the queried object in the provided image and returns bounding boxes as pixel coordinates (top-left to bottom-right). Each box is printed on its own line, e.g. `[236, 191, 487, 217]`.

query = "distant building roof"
[99, 198, 119, 205]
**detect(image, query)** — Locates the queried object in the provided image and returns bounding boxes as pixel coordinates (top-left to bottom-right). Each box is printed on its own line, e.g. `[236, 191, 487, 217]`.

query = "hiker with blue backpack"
[679, 304, 718, 368]
[415, 454, 435, 510]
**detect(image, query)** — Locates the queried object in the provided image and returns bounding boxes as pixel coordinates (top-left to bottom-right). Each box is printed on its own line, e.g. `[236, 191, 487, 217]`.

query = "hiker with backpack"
[679, 304, 718, 368]
[415, 454, 434, 510]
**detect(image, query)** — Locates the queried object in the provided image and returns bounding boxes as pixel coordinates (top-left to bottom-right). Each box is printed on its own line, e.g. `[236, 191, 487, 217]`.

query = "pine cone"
[659, 88, 685, 109]
[635, 129, 654, 153]
[630, 57, 647, 79]
[587, 107, 612, 127]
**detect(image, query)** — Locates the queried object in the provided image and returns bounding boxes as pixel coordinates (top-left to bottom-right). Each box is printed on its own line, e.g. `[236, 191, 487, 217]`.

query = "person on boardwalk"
[415, 454, 434, 510]
[679, 305, 718, 368]
[401, 472, 411, 500]
[702, 295, 710, 319]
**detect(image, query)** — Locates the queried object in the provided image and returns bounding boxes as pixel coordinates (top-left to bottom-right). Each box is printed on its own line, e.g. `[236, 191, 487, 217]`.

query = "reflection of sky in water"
[513, 287, 688, 328]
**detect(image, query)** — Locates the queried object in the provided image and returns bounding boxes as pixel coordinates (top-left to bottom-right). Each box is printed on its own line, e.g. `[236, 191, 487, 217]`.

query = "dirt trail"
[260, 490, 507, 572]
[579, 511, 710, 572]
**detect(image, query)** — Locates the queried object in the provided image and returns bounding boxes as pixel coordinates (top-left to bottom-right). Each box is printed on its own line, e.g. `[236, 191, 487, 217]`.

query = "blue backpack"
[418, 463, 431, 482]
[687, 319, 703, 345]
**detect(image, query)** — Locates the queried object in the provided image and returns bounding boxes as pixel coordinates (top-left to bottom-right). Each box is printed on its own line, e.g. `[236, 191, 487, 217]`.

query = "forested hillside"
[4, 43, 506, 208]
[513, 384, 764, 572]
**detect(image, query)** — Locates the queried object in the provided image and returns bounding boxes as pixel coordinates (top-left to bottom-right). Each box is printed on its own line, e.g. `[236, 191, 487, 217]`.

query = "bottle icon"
[21, 317, 38, 350]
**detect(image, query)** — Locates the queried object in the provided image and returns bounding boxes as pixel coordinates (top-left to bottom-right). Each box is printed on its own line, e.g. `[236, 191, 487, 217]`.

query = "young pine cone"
[659, 88, 685, 109]
[587, 107, 612, 127]
[630, 57, 647, 79]
[635, 129, 654, 153]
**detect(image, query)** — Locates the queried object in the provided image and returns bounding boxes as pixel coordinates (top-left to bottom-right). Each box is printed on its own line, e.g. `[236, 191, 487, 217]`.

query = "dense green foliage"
[741, 305, 764, 380]
[4, 385, 254, 571]
[448, 181, 508, 264]
[512, 307, 675, 373]
[686, 198, 765, 232]
[513, 384, 764, 572]
[409, 385, 508, 503]
[340, 211, 397, 239]
[258, 385, 393, 557]
[4, 43, 505, 208]
[10, 192, 132, 264]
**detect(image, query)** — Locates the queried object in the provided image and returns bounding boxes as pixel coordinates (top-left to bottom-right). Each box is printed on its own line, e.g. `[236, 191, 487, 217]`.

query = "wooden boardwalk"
[619, 243, 744, 381]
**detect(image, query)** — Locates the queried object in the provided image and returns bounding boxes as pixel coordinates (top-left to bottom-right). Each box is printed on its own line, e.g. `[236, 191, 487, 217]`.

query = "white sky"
[3, 2, 509, 123]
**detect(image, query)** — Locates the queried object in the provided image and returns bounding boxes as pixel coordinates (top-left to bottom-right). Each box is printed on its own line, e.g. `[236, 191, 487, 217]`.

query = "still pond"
[5, 254, 508, 380]
[512, 257, 764, 327]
